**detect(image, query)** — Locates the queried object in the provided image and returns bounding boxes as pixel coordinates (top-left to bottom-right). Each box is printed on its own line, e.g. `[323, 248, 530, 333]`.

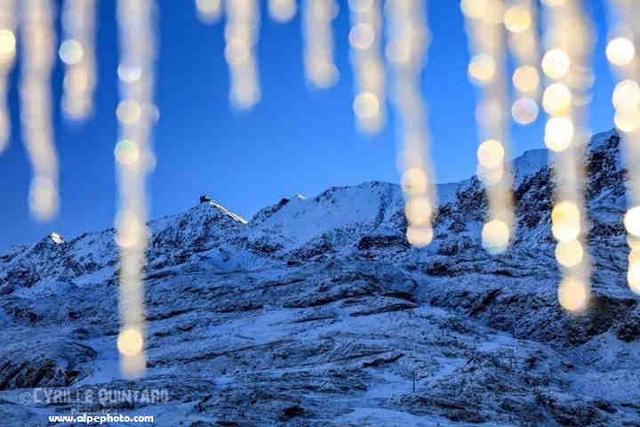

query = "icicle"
[224, 0, 260, 109]
[348, 0, 385, 134]
[541, 0, 593, 313]
[303, 0, 338, 88]
[607, 0, 640, 294]
[386, 0, 436, 247]
[0, 0, 16, 153]
[505, 0, 541, 125]
[60, 0, 97, 120]
[461, 0, 514, 254]
[195, 0, 222, 24]
[20, 0, 59, 221]
[269, 0, 296, 23]
[115, 0, 156, 378]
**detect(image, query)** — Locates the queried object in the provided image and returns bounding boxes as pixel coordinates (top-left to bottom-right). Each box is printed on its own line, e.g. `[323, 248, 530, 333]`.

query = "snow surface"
[0, 129, 638, 426]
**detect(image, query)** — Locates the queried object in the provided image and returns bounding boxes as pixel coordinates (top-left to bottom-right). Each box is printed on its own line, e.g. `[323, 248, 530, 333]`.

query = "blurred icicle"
[386, 0, 436, 248]
[0, 0, 16, 153]
[461, 0, 514, 254]
[224, 0, 260, 109]
[60, 0, 97, 120]
[349, 0, 385, 134]
[115, 0, 157, 378]
[269, 0, 296, 23]
[607, 0, 640, 294]
[195, 0, 223, 24]
[505, 0, 541, 125]
[303, 0, 339, 88]
[541, 0, 593, 313]
[20, 0, 59, 221]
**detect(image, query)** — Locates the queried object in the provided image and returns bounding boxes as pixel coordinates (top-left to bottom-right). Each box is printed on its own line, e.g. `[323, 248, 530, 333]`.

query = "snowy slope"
[0, 129, 638, 426]
[513, 148, 547, 185]
[247, 181, 405, 252]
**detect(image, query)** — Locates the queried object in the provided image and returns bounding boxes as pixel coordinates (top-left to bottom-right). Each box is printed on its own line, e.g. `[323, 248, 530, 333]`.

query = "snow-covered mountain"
[0, 129, 639, 426]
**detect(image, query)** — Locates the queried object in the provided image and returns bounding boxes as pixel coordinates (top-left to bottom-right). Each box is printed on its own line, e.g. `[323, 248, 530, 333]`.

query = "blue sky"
[0, 0, 617, 249]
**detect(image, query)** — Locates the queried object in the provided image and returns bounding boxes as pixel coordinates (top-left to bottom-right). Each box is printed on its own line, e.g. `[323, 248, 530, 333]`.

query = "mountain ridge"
[0, 129, 627, 294]
[0, 128, 557, 259]
[1, 128, 639, 426]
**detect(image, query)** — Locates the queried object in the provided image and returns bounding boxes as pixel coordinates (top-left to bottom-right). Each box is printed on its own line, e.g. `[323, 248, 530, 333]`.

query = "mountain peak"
[49, 232, 65, 245]
[512, 148, 548, 185]
[590, 128, 620, 150]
